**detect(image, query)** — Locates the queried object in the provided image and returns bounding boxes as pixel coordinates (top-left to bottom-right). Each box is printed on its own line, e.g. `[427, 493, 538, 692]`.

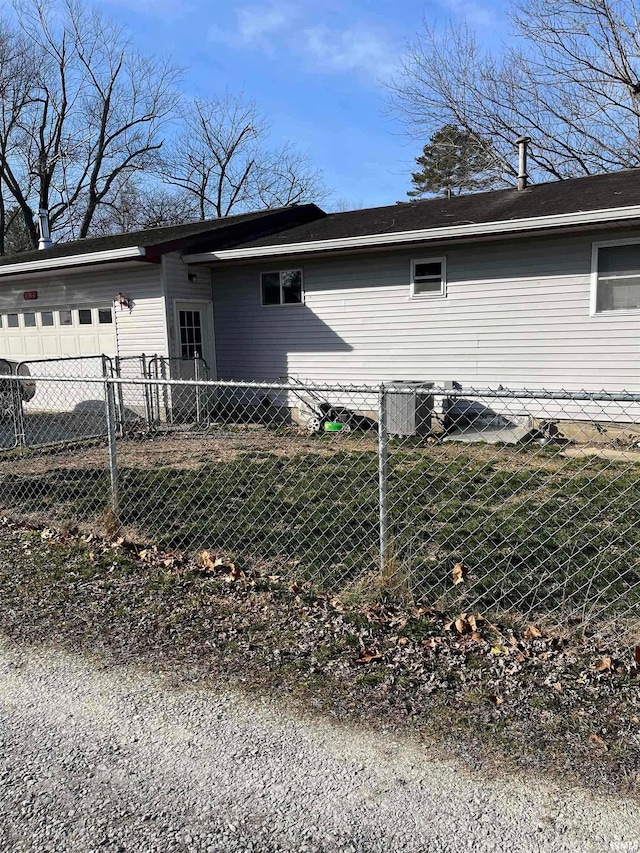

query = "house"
[0, 204, 323, 373]
[1, 168, 639, 403]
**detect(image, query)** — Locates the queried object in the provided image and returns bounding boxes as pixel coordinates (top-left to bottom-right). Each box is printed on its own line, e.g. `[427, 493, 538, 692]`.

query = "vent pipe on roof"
[37, 208, 53, 250]
[516, 136, 530, 191]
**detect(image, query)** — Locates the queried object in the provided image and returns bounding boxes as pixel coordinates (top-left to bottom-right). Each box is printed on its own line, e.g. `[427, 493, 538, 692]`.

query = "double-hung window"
[411, 258, 446, 298]
[261, 270, 303, 305]
[593, 241, 640, 313]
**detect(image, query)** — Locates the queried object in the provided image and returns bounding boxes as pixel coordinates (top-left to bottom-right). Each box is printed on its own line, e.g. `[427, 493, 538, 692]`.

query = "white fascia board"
[0, 246, 146, 277]
[185, 204, 640, 263]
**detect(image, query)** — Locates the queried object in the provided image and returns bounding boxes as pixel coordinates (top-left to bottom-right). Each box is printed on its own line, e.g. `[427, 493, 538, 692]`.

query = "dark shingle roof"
[234, 170, 640, 250]
[0, 204, 325, 267]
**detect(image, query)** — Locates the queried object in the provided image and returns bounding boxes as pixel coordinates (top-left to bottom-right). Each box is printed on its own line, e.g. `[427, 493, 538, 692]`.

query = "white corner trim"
[0, 246, 147, 277]
[185, 204, 640, 263]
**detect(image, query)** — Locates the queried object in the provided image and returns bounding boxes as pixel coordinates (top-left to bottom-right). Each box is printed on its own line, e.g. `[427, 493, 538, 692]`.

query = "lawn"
[0, 519, 638, 794]
[1, 429, 639, 623]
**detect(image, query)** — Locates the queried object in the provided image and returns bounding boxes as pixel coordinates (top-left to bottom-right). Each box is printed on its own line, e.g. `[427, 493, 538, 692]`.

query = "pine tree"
[408, 125, 499, 198]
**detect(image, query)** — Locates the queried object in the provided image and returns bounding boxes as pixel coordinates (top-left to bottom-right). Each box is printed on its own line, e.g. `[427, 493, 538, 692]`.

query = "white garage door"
[0, 305, 117, 362]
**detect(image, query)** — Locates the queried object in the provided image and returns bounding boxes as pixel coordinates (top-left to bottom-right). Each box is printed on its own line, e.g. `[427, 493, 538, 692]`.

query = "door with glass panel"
[172, 301, 214, 421]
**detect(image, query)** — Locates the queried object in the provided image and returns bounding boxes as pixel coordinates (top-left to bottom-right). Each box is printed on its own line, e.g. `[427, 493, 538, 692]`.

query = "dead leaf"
[491, 694, 503, 706]
[397, 637, 410, 646]
[595, 656, 612, 672]
[355, 649, 382, 664]
[455, 615, 468, 634]
[452, 562, 468, 585]
[589, 733, 608, 750]
[525, 624, 542, 639]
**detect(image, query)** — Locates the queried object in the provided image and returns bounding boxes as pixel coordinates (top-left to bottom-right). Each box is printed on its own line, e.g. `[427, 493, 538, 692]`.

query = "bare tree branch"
[387, 1, 640, 183]
[162, 92, 328, 218]
[0, 0, 181, 248]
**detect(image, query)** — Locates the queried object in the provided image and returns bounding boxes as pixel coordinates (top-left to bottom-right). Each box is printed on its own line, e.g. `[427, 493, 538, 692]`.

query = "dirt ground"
[4, 420, 639, 478]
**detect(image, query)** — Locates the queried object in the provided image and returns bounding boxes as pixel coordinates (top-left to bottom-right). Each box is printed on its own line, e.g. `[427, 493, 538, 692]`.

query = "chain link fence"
[0, 370, 639, 636]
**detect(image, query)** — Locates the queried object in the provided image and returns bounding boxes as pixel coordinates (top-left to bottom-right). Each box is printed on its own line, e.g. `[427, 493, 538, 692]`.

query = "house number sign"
[23, 291, 38, 300]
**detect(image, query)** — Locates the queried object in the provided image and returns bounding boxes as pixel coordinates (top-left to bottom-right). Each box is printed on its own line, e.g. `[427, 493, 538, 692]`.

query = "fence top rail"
[2, 372, 640, 403]
[17, 355, 111, 366]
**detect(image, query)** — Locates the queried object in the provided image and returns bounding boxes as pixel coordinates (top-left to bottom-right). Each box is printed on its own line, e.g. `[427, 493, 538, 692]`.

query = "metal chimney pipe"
[516, 136, 530, 191]
[37, 208, 53, 250]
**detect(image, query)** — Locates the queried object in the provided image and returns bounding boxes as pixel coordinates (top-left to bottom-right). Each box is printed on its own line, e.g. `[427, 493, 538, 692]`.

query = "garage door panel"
[8, 338, 25, 357]
[0, 306, 117, 364]
[24, 337, 42, 356]
[42, 336, 61, 356]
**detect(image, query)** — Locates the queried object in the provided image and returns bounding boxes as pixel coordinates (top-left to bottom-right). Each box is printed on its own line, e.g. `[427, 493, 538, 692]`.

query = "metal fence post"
[194, 352, 202, 425]
[104, 376, 120, 519]
[378, 383, 389, 571]
[12, 382, 26, 453]
[114, 356, 126, 437]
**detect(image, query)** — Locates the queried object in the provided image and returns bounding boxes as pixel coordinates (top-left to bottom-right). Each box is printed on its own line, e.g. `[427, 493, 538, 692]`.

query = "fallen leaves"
[445, 612, 484, 637]
[589, 733, 608, 751]
[452, 562, 468, 586]
[198, 551, 246, 583]
[355, 648, 383, 664]
[594, 656, 613, 672]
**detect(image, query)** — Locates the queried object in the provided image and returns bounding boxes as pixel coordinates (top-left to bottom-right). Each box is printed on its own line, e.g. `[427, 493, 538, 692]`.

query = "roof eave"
[184, 204, 640, 263]
[0, 245, 147, 277]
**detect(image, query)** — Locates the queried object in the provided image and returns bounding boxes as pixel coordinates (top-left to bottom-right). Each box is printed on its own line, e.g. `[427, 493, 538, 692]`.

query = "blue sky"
[101, 0, 508, 209]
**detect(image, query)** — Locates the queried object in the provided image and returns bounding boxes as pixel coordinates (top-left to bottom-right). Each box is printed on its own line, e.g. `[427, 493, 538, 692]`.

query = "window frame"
[410, 256, 447, 299]
[260, 269, 305, 307]
[591, 238, 640, 316]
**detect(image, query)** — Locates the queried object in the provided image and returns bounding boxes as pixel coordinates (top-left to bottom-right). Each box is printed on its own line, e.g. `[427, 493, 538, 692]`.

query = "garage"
[0, 304, 116, 362]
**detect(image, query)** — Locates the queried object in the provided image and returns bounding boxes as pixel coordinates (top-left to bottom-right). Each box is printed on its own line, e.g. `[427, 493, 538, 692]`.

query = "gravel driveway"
[0, 642, 638, 853]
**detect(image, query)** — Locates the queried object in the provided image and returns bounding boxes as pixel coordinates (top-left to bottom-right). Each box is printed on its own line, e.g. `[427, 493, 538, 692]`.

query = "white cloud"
[103, 0, 192, 20]
[208, 2, 396, 81]
[236, 3, 293, 46]
[209, 2, 294, 50]
[438, 0, 496, 27]
[302, 25, 395, 80]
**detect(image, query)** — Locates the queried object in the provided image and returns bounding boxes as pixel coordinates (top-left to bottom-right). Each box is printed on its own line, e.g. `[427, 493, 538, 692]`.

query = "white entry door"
[174, 301, 215, 377]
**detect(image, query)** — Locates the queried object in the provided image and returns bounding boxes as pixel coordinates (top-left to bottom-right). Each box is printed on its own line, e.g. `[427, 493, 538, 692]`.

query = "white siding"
[112, 264, 167, 359]
[0, 262, 166, 362]
[211, 228, 640, 393]
[0, 261, 165, 413]
[161, 253, 214, 368]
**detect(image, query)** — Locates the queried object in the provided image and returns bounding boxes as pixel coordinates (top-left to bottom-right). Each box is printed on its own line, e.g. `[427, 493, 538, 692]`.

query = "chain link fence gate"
[0, 372, 639, 639]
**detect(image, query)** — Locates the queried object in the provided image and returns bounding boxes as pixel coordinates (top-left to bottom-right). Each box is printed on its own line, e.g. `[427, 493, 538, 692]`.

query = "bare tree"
[0, 0, 180, 249]
[89, 177, 198, 235]
[388, 0, 640, 183]
[162, 93, 328, 218]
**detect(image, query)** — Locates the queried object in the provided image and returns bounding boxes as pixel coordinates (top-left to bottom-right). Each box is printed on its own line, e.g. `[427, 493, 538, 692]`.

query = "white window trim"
[410, 256, 447, 299]
[590, 238, 640, 316]
[260, 269, 305, 307]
